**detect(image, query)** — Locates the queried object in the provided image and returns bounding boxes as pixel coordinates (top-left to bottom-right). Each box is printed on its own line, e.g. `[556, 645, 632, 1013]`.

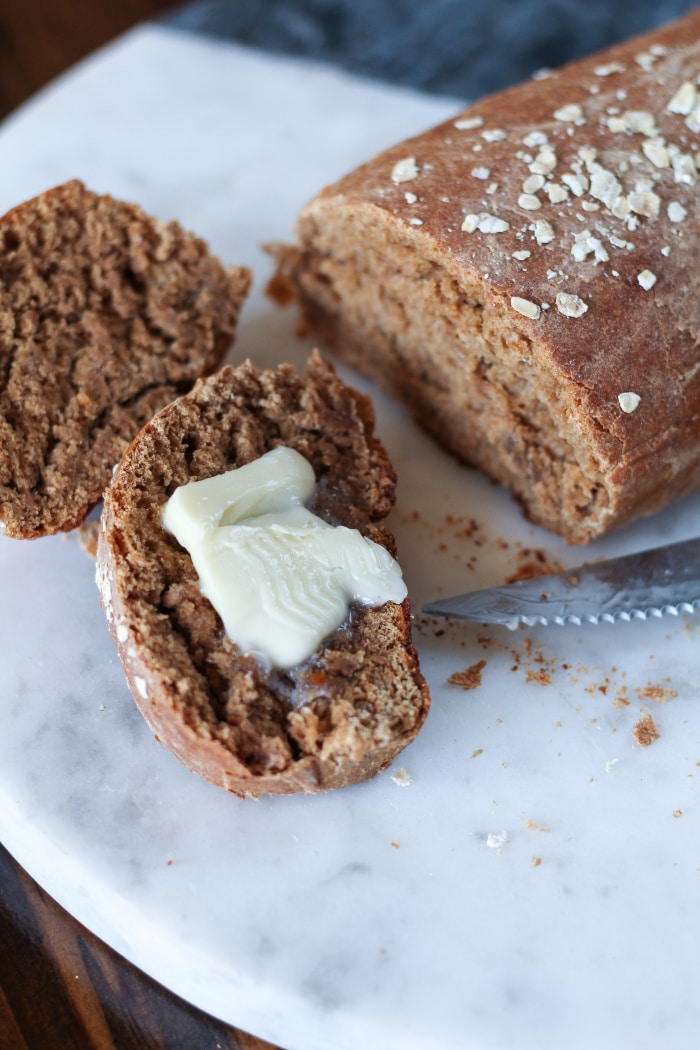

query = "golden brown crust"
[0, 180, 251, 539]
[97, 352, 430, 797]
[271, 12, 700, 543]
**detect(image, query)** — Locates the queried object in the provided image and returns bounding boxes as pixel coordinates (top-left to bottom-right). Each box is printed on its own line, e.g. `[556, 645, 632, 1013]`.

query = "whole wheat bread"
[0, 180, 251, 539]
[97, 352, 430, 797]
[270, 12, 700, 544]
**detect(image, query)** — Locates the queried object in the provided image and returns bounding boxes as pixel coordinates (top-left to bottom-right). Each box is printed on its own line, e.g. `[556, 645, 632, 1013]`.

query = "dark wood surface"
[0, 844, 281, 1050]
[0, 0, 174, 120]
[0, 5, 282, 1047]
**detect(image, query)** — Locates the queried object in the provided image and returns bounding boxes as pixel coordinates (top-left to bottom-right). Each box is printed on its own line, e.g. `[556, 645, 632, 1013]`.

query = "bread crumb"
[613, 687, 630, 708]
[525, 820, 551, 833]
[471, 748, 484, 759]
[526, 668, 553, 686]
[506, 548, 564, 583]
[672, 809, 682, 819]
[636, 682, 677, 704]
[448, 659, 487, 690]
[78, 519, 99, 558]
[532, 855, 542, 867]
[391, 767, 413, 787]
[632, 712, 660, 747]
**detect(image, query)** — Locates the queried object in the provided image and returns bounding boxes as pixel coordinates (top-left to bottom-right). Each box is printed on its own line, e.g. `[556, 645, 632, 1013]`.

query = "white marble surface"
[1, 25, 700, 1050]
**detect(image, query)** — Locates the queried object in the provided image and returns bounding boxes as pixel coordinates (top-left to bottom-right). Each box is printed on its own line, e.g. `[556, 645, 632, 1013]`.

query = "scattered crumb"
[391, 841, 401, 849]
[505, 548, 564, 583]
[636, 682, 677, 704]
[672, 810, 683, 819]
[525, 820, 551, 833]
[633, 712, 660, 748]
[78, 519, 99, 558]
[471, 748, 484, 759]
[448, 659, 487, 690]
[532, 856, 542, 867]
[391, 767, 413, 787]
[613, 687, 630, 708]
[526, 668, 553, 686]
[605, 758, 620, 773]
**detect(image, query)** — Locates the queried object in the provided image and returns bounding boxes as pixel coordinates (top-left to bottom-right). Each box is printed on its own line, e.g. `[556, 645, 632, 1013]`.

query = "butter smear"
[162, 446, 407, 669]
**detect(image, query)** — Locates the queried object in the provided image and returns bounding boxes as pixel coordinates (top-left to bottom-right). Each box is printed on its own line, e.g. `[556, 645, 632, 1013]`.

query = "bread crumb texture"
[632, 712, 660, 748]
[0, 180, 250, 538]
[448, 659, 487, 690]
[272, 12, 700, 544]
[97, 352, 430, 797]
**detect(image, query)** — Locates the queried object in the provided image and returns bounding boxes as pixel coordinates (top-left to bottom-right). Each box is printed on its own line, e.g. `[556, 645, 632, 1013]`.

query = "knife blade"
[423, 536, 700, 628]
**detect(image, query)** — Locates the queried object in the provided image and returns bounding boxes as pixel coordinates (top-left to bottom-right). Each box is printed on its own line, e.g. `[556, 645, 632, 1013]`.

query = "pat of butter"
[161, 446, 407, 669]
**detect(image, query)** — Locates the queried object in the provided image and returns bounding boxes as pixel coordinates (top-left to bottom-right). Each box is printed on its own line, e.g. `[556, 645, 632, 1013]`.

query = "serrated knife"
[423, 536, 700, 628]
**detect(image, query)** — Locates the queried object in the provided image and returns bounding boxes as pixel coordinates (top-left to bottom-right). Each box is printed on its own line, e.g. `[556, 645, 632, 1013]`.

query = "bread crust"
[0, 180, 251, 539]
[272, 12, 700, 543]
[97, 352, 430, 797]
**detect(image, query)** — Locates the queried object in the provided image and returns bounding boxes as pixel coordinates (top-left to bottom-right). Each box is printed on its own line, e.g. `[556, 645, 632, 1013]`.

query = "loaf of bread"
[0, 180, 251, 539]
[271, 12, 700, 544]
[97, 352, 430, 797]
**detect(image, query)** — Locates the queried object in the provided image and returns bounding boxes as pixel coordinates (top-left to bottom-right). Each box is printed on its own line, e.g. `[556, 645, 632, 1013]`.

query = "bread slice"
[97, 352, 430, 797]
[0, 180, 251, 539]
[270, 12, 700, 544]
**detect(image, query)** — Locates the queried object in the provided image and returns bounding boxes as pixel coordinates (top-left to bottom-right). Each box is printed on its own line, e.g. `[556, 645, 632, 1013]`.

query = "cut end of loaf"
[272, 213, 616, 544]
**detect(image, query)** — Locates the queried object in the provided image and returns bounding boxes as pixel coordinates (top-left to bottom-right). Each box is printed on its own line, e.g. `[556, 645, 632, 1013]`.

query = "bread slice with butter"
[0, 179, 251, 539]
[97, 352, 430, 797]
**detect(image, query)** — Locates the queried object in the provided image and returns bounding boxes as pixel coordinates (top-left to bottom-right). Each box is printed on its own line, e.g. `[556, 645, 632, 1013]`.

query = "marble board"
[1, 24, 699, 1050]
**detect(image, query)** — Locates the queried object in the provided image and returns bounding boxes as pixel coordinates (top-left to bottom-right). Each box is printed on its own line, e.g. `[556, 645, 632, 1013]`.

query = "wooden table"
[0, 8, 282, 1046]
[0, 0, 169, 120]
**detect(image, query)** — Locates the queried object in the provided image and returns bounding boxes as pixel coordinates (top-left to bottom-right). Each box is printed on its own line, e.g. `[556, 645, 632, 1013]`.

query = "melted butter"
[161, 446, 407, 669]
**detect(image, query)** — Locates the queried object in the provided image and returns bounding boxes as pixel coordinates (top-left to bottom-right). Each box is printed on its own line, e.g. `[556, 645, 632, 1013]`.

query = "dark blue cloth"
[165, 0, 697, 98]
